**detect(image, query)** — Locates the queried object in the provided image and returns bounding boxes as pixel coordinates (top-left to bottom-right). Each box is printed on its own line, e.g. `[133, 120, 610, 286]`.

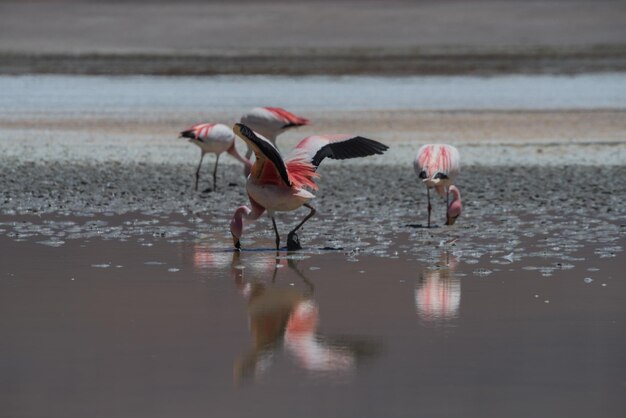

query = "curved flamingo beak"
[446, 215, 459, 226]
[422, 178, 438, 188]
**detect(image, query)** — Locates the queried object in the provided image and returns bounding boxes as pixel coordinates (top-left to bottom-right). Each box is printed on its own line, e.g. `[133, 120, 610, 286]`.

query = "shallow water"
[1, 233, 624, 418]
[2, 74, 626, 116]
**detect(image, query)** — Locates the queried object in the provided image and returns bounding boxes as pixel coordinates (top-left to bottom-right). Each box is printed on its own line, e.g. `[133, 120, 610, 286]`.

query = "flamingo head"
[446, 185, 462, 226]
[230, 206, 251, 249]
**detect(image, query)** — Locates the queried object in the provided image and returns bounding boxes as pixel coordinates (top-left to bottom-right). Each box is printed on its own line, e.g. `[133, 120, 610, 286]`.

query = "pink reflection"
[230, 251, 375, 383]
[192, 243, 232, 270]
[284, 300, 355, 372]
[415, 252, 461, 323]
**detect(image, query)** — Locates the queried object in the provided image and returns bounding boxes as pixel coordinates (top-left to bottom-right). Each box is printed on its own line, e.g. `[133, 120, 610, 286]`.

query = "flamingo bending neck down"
[230, 123, 388, 250]
[446, 185, 462, 225]
[240, 107, 310, 159]
[179, 123, 251, 191]
[414, 144, 461, 227]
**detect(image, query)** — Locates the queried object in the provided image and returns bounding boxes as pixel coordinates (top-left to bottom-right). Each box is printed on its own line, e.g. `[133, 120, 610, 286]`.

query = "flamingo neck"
[447, 187, 463, 219]
[230, 199, 266, 243]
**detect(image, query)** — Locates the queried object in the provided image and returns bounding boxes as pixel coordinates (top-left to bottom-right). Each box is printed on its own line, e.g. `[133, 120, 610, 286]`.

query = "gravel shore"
[2, 161, 624, 266]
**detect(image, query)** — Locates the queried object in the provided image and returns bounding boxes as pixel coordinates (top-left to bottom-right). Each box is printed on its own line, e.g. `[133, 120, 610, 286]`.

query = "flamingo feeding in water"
[446, 185, 463, 226]
[414, 144, 461, 227]
[179, 123, 251, 191]
[230, 123, 388, 250]
[240, 107, 310, 158]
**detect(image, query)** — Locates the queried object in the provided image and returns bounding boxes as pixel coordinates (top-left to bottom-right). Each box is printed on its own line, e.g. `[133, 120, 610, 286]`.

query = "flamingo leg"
[271, 216, 281, 250]
[288, 258, 315, 295]
[427, 187, 432, 228]
[194, 152, 205, 191]
[212, 153, 221, 191]
[287, 203, 316, 251]
[272, 251, 280, 283]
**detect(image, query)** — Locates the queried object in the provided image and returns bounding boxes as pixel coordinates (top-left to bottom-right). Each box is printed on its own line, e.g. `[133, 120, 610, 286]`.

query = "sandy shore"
[3, 109, 625, 166]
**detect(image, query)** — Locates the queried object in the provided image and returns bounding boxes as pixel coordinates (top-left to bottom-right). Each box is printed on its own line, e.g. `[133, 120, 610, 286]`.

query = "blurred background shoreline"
[2, 0, 625, 75]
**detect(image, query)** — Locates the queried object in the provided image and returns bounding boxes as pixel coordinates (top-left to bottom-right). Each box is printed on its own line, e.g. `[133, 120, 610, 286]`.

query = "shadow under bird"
[414, 144, 462, 227]
[230, 123, 389, 250]
[179, 122, 251, 191]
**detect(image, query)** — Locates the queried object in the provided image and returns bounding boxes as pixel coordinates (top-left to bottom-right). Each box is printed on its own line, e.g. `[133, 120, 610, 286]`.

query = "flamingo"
[446, 185, 463, 226]
[414, 144, 460, 227]
[240, 107, 310, 158]
[179, 123, 251, 191]
[230, 123, 388, 250]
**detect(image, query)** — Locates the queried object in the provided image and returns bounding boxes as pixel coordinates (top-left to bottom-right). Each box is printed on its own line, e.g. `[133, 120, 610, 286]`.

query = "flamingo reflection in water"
[229, 251, 381, 383]
[415, 251, 461, 324]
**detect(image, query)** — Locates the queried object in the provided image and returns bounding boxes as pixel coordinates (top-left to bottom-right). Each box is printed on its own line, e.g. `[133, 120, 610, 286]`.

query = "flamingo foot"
[287, 232, 302, 251]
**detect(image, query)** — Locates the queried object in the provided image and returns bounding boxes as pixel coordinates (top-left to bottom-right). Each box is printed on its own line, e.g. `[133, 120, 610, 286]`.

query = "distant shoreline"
[3, 46, 626, 76]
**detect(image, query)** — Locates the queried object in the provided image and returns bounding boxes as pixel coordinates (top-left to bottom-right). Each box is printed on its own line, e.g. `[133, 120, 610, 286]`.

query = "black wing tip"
[180, 130, 196, 139]
[354, 136, 390, 153]
[311, 136, 389, 166]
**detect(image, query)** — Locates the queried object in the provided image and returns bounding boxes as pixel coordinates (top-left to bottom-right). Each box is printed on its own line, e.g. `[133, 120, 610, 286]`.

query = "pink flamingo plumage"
[179, 123, 251, 191]
[240, 107, 310, 158]
[230, 123, 388, 250]
[414, 144, 461, 227]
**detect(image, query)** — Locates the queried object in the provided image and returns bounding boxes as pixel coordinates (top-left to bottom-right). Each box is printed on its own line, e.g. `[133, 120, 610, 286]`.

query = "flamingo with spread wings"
[240, 107, 310, 158]
[179, 123, 251, 191]
[414, 144, 461, 227]
[230, 123, 388, 250]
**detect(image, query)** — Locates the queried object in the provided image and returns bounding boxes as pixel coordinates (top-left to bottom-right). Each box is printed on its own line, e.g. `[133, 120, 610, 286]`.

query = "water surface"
[1, 230, 624, 418]
[2, 74, 626, 116]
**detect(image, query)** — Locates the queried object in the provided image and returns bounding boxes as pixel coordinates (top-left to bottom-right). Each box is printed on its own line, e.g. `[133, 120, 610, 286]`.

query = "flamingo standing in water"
[240, 107, 310, 158]
[179, 123, 251, 191]
[414, 144, 461, 227]
[230, 123, 388, 250]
